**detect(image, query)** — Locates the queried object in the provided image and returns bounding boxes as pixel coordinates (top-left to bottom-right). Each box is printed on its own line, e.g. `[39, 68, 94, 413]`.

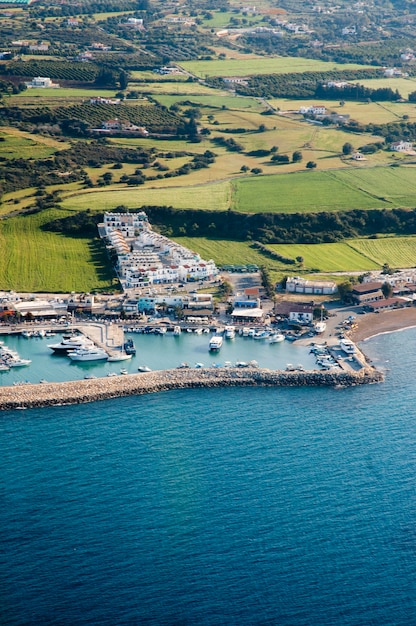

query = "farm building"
[390, 140, 414, 152]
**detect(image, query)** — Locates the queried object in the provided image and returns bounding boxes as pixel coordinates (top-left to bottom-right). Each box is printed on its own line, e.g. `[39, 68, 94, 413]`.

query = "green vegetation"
[181, 58, 369, 78]
[268, 242, 380, 271]
[0, 209, 114, 292]
[349, 237, 416, 268]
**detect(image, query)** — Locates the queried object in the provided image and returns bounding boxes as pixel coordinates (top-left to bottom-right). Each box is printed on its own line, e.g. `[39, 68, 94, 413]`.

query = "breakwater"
[0, 367, 384, 410]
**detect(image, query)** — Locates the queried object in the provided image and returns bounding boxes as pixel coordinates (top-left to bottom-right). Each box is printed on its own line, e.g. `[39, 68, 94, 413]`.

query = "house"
[352, 151, 366, 161]
[299, 105, 326, 116]
[351, 282, 384, 304]
[390, 140, 413, 153]
[366, 297, 410, 312]
[383, 67, 408, 78]
[29, 44, 49, 52]
[286, 277, 337, 295]
[90, 97, 121, 105]
[25, 76, 59, 88]
[274, 301, 314, 324]
[231, 297, 264, 322]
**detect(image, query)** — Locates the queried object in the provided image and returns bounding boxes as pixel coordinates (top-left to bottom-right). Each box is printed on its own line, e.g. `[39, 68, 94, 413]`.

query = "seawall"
[0, 367, 384, 410]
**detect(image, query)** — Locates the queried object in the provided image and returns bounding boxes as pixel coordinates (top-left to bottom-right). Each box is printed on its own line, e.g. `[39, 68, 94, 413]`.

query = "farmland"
[348, 237, 416, 268]
[0, 209, 114, 292]
[268, 242, 381, 272]
[181, 58, 372, 78]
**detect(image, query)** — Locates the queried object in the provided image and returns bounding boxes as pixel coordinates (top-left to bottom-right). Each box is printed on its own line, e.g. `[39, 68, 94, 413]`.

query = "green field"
[349, 237, 416, 268]
[181, 57, 372, 78]
[0, 209, 114, 292]
[268, 242, 381, 271]
[0, 128, 68, 159]
[154, 94, 263, 110]
[61, 181, 232, 212]
[10, 88, 119, 100]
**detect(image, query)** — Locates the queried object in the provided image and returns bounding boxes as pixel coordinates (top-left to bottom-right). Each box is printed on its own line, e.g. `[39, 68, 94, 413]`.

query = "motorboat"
[194, 328, 203, 335]
[194, 362, 205, 368]
[68, 347, 108, 361]
[138, 365, 152, 372]
[224, 325, 236, 339]
[242, 327, 250, 337]
[173, 325, 181, 336]
[269, 333, 285, 343]
[8, 358, 32, 367]
[315, 321, 327, 334]
[107, 372, 119, 377]
[340, 338, 356, 354]
[209, 335, 223, 351]
[0, 363, 10, 371]
[107, 352, 133, 362]
[177, 362, 190, 369]
[120, 368, 129, 375]
[48, 336, 94, 353]
[124, 339, 136, 355]
[253, 330, 268, 340]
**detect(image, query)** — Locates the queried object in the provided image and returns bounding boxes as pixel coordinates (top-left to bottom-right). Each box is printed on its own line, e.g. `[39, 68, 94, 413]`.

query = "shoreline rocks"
[0, 367, 384, 411]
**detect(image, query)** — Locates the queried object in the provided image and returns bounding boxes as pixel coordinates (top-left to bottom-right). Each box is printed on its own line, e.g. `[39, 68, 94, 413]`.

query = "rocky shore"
[0, 367, 384, 411]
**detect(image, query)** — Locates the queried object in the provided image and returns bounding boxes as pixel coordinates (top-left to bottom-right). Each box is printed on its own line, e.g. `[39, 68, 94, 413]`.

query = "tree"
[251, 167, 263, 174]
[338, 281, 354, 303]
[381, 281, 393, 299]
[342, 142, 354, 155]
[292, 150, 303, 163]
[306, 161, 317, 169]
[240, 165, 249, 172]
[119, 71, 128, 90]
[296, 255, 304, 265]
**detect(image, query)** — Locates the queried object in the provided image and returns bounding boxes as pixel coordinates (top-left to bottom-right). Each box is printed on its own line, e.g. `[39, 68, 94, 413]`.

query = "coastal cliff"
[0, 367, 384, 410]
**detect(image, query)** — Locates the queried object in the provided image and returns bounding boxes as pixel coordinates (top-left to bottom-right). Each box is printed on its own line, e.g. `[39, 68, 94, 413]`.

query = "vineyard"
[3, 61, 99, 82]
[0, 103, 183, 133]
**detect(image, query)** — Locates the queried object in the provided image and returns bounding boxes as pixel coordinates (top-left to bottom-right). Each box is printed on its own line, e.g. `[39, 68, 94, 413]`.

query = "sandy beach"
[350, 307, 416, 342]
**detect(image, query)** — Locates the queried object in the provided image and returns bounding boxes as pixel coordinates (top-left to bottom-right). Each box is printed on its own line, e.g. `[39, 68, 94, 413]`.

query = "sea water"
[1, 329, 416, 625]
[0, 331, 318, 385]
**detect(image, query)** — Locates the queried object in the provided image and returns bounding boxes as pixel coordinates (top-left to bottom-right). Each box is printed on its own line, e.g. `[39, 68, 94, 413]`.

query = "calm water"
[1, 329, 416, 625]
[0, 331, 318, 385]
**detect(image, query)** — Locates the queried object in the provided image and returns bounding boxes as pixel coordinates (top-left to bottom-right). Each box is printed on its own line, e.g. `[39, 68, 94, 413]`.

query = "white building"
[25, 76, 59, 88]
[299, 105, 326, 115]
[286, 276, 337, 295]
[390, 140, 413, 152]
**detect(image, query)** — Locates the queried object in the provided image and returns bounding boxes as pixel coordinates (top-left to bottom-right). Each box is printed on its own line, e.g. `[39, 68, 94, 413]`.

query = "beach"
[349, 307, 416, 342]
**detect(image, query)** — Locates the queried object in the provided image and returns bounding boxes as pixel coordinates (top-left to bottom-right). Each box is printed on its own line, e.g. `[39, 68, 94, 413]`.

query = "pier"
[0, 366, 384, 411]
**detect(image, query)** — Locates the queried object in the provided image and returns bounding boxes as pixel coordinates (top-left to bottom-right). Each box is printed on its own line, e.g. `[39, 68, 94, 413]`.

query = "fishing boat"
[340, 338, 356, 354]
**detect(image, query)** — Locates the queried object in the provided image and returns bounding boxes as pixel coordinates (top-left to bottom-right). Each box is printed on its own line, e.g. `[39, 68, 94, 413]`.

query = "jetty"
[0, 366, 384, 411]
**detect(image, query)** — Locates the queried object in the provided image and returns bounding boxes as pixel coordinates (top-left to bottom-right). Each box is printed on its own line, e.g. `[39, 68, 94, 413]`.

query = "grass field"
[0, 127, 68, 159]
[181, 57, 373, 78]
[0, 209, 114, 292]
[10, 88, 118, 100]
[268, 242, 381, 271]
[61, 181, 232, 212]
[348, 237, 416, 268]
[154, 94, 263, 110]
[357, 77, 416, 100]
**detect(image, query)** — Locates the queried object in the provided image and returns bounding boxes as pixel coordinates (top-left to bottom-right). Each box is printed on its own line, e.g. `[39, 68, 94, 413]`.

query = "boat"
[253, 330, 268, 340]
[209, 335, 223, 351]
[107, 372, 118, 377]
[315, 321, 327, 334]
[269, 333, 285, 343]
[340, 338, 356, 354]
[84, 374, 97, 379]
[68, 347, 108, 362]
[21, 330, 33, 338]
[120, 368, 128, 375]
[107, 352, 133, 362]
[236, 361, 249, 368]
[123, 339, 136, 355]
[194, 328, 203, 335]
[177, 362, 190, 369]
[138, 365, 152, 372]
[8, 359, 31, 367]
[173, 325, 181, 336]
[242, 327, 250, 337]
[48, 336, 94, 353]
[194, 362, 205, 368]
[224, 325, 236, 339]
[249, 360, 259, 368]
[0, 363, 10, 371]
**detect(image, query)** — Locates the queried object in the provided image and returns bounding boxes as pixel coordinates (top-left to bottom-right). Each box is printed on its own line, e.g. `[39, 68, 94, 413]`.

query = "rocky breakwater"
[0, 366, 384, 411]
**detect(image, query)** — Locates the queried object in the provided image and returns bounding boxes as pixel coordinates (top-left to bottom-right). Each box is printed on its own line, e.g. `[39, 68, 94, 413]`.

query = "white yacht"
[173, 326, 181, 336]
[107, 352, 133, 362]
[68, 347, 108, 361]
[209, 335, 223, 351]
[48, 336, 94, 353]
[315, 321, 327, 334]
[8, 358, 32, 367]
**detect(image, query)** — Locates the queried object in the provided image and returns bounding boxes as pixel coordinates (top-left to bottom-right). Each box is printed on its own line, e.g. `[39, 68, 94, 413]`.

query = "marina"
[0, 324, 365, 387]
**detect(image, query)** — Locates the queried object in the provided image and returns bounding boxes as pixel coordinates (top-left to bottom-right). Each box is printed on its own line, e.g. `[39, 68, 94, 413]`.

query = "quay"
[0, 366, 384, 411]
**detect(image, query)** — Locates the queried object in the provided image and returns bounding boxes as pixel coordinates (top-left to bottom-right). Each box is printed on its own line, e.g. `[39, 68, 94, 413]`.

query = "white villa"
[390, 140, 414, 153]
[299, 105, 326, 116]
[25, 76, 59, 88]
[100, 212, 218, 290]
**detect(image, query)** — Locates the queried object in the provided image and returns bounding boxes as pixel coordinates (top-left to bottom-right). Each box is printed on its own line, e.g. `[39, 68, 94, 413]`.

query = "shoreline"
[0, 367, 383, 411]
[349, 307, 416, 342]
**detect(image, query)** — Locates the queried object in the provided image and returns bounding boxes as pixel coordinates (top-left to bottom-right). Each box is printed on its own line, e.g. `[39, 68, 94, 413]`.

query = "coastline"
[0, 367, 383, 411]
[349, 307, 416, 342]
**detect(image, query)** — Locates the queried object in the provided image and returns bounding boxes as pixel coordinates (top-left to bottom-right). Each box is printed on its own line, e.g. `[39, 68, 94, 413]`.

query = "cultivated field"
[268, 242, 380, 271]
[0, 209, 114, 292]
[0, 127, 69, 159]
[181, 57, 372, 78]
[348, 237, 416, 268]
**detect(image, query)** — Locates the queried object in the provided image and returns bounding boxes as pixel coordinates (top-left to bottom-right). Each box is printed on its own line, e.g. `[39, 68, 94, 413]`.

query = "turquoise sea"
[1, 328, 416, 625]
